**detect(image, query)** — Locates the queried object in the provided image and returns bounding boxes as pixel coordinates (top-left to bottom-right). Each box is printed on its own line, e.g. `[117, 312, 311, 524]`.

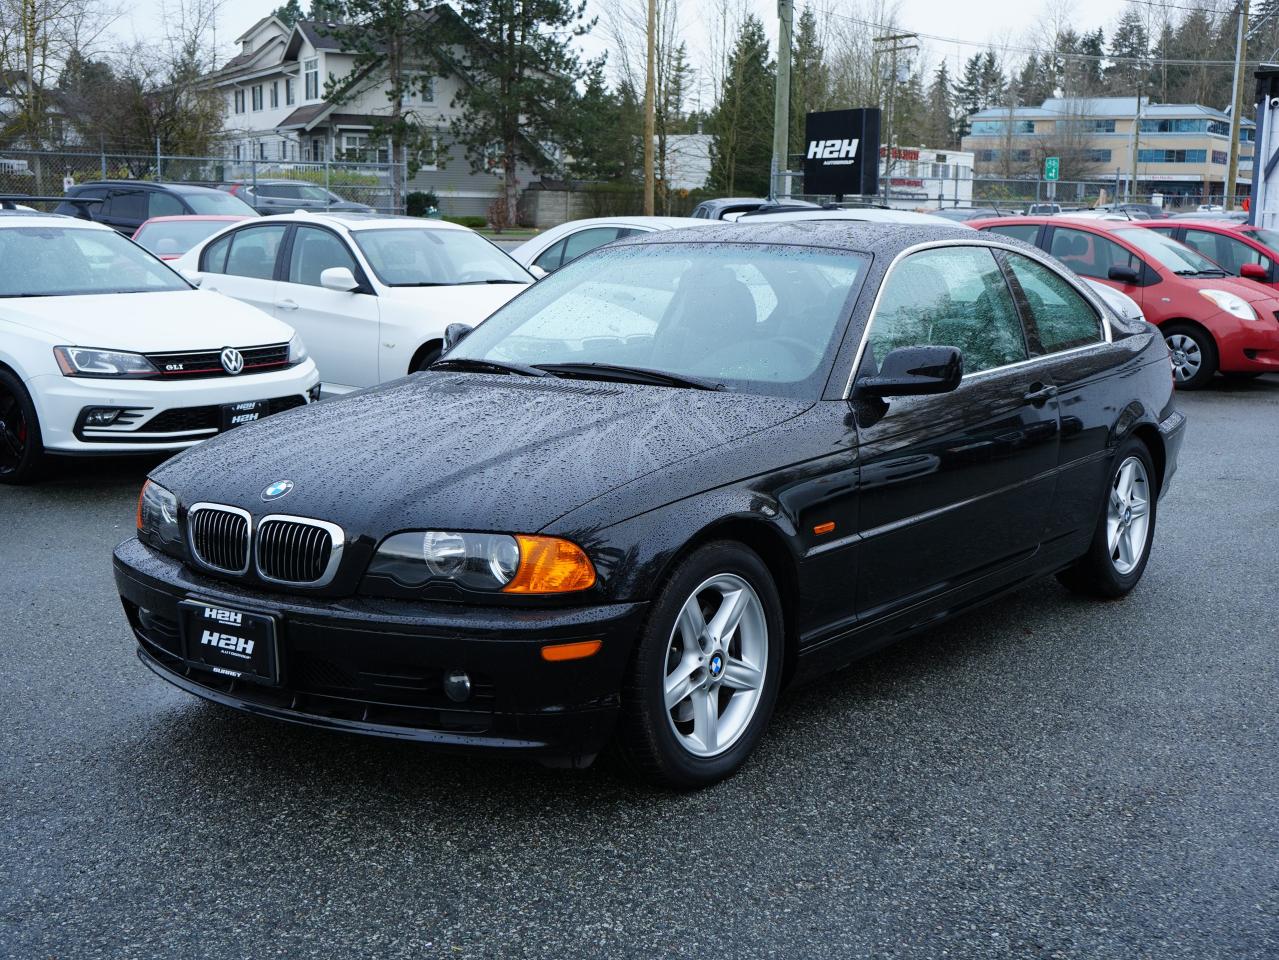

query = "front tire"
[619, 541, 784, 789]
[1164, 323, 1217, 390]
[1057, 437, 1157, 598]
[0, 368, 45, 485]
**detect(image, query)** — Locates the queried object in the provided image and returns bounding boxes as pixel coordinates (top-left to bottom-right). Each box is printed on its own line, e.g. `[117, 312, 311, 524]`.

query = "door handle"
[1023, 383, 1058, 404]
[277, 299, 299, 311]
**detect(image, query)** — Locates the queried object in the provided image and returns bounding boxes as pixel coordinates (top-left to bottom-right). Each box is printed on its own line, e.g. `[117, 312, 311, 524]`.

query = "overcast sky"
[111, 0, 1137, 93]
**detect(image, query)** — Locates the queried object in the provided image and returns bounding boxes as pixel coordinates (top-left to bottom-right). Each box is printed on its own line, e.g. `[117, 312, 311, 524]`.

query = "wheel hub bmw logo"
[220, 347, 245, 375]
[261, 479, 294, 501]
[709, 653, 724, 679]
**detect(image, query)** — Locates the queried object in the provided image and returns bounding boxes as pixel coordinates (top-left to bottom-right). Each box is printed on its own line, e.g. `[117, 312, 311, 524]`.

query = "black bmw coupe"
[115, 222, 1186, 788]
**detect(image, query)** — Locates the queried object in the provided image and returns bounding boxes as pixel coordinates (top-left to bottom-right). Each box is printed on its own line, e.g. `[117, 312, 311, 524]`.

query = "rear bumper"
[1157, 408, 1187, 497]
[113, 538, 646, 763]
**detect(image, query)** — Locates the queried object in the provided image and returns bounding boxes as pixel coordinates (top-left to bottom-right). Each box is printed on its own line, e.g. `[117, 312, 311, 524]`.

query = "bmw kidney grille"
[187, 504, 252, 575]
[186, 506, 343, 586]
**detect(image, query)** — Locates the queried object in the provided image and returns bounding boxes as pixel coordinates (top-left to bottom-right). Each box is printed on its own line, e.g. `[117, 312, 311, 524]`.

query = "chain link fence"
[0, 150, 406, 213]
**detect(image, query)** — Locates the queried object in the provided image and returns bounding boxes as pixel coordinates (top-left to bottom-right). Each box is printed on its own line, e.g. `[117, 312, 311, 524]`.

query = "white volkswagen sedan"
[509, 216, 707, 275]
[0, 213, 318, 484]
[175, 212, 533, 394]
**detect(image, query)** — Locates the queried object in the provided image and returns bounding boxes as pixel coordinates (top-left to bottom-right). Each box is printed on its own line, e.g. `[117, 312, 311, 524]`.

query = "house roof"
[276, 105, 385, 131]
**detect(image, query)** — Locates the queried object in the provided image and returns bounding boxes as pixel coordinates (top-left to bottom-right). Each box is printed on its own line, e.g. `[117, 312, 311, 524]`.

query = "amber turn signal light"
[541, 640, 603, 662]
[136, 479, 151, 531]
[503, 535, 597, 594]
[813, 521, 836, 535]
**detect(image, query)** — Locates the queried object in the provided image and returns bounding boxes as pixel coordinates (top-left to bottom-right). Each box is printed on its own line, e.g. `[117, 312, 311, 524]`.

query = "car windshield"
[135, 219, 237, 256]
[0, 226, 190, 297]
[1249, 227, 1279, 249]
[183, 191, 257, 216]
[446, 242, 869, 398]
[1115, 227, 1224, 274]
[352, 228, 531, 286]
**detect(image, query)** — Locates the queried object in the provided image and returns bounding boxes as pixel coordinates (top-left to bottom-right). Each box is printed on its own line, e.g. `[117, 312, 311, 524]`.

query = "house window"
[304, 58, 319, 100]
[310, 137, 324, 161]
[410, 76, 434, 103]
[258, 141, 267, 160]
[285, 77, 295, 105]
[234, 143, 243, 161]
[252, 85, 263, 111]
[270, 82, 279, 108]
[233, 90, 245, 114]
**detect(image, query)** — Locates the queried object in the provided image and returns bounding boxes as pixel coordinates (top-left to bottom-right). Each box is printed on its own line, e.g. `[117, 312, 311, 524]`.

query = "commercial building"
[878, 146, 974, 209]
[961, 97, 1254, 206]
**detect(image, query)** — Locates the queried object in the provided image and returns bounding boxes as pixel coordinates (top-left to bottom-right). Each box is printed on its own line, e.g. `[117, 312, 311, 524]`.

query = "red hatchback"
[970, 216, 1279, 388]
[1139, 218, 1279, 290]
[131, 215, 250, 261]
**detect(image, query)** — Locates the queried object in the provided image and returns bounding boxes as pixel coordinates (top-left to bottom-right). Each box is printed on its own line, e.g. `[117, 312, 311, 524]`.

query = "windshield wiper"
[1175, 268, 1228, 277]
[430, 357, 551, 378]
[454, 279, 528, 285]
[534, 362, 726, 391]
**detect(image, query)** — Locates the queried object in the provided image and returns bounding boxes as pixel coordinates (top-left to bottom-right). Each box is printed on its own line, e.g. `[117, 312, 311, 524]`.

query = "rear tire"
[1163, 322, 1217, 390]
[0, 368, 45, 485]
[619, 541, 784, 789]
[412, 343, 443, 373]
[1057, 436, 1157, 599]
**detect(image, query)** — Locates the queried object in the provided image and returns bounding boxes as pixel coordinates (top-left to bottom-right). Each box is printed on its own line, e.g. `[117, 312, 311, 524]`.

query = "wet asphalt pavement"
[1, 378, 1277, 959]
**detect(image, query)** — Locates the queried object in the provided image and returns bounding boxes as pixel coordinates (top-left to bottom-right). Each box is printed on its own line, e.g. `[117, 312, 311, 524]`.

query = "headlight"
[288, 335, 308, 364]
[54, 346, 157, 378]
[1198, 289, 1258, 321]
[136, 480, 182, 554]
[365, 531, 595, 594]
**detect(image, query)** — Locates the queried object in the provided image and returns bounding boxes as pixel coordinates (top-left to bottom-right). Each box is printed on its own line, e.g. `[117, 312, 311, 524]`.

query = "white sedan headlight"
[288, 335, 309, 364]
[1198, 289, 1258, 321]
[53, 346, 158, 378]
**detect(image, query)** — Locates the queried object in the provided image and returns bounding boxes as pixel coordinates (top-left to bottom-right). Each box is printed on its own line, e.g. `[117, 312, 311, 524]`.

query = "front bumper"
[114, 538, 646, 763]
[29, 360, 321, 454]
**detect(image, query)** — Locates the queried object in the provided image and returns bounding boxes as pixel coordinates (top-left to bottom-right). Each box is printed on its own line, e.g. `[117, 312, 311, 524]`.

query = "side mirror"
[858, 346, 963, 398]
[444, 322, 473, 351]
[320, 266, 360, 292]
[1241, 262, 1269, 281]
[1108, 264, 1141, 284]
[528, 264, 548, 279]
[180, 269, 203, 287]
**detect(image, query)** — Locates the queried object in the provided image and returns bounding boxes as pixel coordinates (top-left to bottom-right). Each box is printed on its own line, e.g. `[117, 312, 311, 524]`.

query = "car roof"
[70, 180, 226, 195]
[0, 213, 112, 230]
[972, 215, 1143, 233]
[138, 215, 251, 224]
[615, 219, 991, 254]
[546, 216, 705, 230]
[259, 210, 470, 232]
[742, 208, 971, 228]
[1146, 217, 1245, 229]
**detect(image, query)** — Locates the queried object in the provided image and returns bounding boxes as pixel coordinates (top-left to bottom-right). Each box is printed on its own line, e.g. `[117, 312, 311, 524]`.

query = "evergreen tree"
[788, 5, 828, 158]
[708, 15, 774, 195]
[953, 54, 984, 137]
[568, 60, 635, 180]
[1105, 9, 1150, 95]
[273, 0, 304, 26]
[924, 61, 954, 148]
[978, 51, 1006, 107]
[308, 0, 344, 20]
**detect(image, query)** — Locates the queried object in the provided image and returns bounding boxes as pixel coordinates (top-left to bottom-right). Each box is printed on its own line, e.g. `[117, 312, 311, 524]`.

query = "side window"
[865, 246, 1028, 376]
[1003, 253, 1104, 354]
[984, 223, 1039, 244]
[105, 190, 147, 221]
[148, 191, 185, 218]
[561, 227, 623, 265]
[1048, 227, 1140, 281]
[202, 233, 232, 273]
[288, 226, 358, 286]
[1180, 229, 1220, 263]
[221, 225, 287, 280]
[1186, 230, 1266, 276]
[533, 239, 567, 272]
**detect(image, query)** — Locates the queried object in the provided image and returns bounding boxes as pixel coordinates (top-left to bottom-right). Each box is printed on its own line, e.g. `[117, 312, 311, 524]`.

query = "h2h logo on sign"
[803, 108, 882, 198]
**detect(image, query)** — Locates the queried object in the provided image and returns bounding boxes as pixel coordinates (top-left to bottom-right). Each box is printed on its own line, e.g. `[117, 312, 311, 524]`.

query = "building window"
[975, 149, 998, 162]
[1212, 150, 1228, 165]
[233, 143, 243, 161]
[1086, 148, 1112, 163]
[270, 82, 279, 109]
[1011, 149, 1031, 163]
[304, 58, 319, 100]
[233, 89, 245, 114]
[1241, 127, 1256, 142]
[310, 137, 324, 161]
[252, 85, 263, 111]
[969, 120, 1035, 136]
[409, 76, 434, 103]
[1139, 118, 1231, 136]
[285, 77, 295, 106]
[1137, 148, 1208, 164]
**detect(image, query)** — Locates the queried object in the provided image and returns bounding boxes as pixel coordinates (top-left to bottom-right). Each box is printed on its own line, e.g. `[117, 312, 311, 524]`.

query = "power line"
[827, 11, 1259, 68]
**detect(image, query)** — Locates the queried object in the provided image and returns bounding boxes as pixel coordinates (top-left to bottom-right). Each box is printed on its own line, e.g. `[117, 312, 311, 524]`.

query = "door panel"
[853, 245, 1060, 618]
[280, 226, 380, 388]
[197, 224, 288, 319]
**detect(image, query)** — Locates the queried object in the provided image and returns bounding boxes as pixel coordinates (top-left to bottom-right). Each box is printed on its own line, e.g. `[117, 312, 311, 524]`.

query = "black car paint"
[56, 181, 255, 234]
[114, 222, 1186, 763]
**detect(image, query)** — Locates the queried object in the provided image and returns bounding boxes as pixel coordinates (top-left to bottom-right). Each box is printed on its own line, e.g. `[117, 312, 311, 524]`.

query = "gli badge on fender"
[261, 479, 294, 502]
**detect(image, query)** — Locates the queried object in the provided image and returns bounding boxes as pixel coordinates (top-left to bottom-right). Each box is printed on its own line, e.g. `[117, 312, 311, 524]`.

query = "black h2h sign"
[803, 108, 881, 198]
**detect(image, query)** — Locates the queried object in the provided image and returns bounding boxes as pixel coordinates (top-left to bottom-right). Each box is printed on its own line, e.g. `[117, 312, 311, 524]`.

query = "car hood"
[152, 373, 811, 536]
[1, 289, 296, 351]
[1181, 275, 1278, 304]
[380, 282, 530, 317]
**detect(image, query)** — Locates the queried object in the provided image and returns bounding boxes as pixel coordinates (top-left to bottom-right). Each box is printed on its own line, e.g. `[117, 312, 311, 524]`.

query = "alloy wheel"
[1107, 456, 1151, 575]
[1166, 333, 1202, 383]
[663, 573, 768, 758]
[0, 387, 27, 477]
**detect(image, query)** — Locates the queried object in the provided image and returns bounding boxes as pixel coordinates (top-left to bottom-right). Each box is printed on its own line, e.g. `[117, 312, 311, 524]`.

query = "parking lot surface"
[2, 379, 1277, 959]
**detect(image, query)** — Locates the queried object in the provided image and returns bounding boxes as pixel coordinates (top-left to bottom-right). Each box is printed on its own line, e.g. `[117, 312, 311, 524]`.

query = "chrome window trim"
[842, 237, 1114, 398]
[186, 503, 253, 576]
[254, 514, 346, 587]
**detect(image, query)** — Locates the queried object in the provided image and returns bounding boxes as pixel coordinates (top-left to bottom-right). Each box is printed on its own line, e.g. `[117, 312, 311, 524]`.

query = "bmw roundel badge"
[261, 479, 294, 502]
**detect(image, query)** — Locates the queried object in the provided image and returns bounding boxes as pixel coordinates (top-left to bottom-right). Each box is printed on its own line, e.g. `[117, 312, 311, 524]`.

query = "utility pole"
[1226, 0, 1251, 211]
[1130, 78, 1146, 204]
[873, 33, 917, 207]
[642, 0, 657, 215]
[770, 0, 794, 200]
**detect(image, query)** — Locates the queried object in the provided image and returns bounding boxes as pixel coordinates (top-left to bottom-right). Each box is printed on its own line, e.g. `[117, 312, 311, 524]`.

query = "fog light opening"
[83, 407, 123, 427]
[443, 669, 472, 702]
